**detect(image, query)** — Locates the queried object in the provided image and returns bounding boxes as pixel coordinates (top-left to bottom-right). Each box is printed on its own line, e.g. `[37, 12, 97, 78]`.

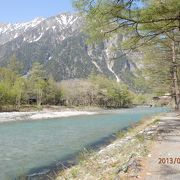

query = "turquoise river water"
[0, 107, 169, 179]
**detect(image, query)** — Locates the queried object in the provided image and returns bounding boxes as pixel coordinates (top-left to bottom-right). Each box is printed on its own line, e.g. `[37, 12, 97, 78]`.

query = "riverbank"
[0, 105, 151, 123]
[0, 105, 161, 123]
[53, 112, 172, 180]
[0, 107, 99, 123]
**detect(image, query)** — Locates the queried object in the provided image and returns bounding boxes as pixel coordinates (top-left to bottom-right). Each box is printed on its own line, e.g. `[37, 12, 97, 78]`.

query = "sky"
[0, 0, 74, 23]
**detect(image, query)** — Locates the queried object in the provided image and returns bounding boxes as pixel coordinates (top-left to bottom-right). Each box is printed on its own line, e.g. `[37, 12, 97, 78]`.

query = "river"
[0, 107, 168, 179]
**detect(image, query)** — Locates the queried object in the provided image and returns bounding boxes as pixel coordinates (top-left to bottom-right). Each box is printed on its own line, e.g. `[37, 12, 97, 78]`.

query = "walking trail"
[139, 112, 180, 180]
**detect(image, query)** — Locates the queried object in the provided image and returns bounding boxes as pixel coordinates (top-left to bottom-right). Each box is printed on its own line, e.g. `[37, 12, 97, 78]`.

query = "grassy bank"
[54, 114, 164, 180]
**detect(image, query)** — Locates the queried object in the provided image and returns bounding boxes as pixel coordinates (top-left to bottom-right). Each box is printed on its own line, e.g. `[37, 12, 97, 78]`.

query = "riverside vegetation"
[0, 57, 137, 111]
[56, 115, 162, 180]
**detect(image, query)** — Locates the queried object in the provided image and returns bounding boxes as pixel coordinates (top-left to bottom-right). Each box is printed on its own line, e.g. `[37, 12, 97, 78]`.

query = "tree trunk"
[172, 40, 180, 110]
[16, 96, 21, 110]
[37, 89, 42, 107]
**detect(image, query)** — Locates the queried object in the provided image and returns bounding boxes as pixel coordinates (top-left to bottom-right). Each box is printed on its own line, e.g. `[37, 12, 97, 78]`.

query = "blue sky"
[0, 0, 74, 23]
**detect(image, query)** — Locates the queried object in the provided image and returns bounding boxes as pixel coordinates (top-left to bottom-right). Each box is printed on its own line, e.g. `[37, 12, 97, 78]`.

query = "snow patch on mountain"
[55, 14, 79, 30]
[92, 61, 103, 73]
[0, 17, 45, 45]
[33, 33, 44, 42]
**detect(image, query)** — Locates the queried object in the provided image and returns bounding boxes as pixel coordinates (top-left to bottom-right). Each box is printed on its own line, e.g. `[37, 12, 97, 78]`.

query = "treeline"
[0, 59, 133, 111]
[61, 75, 132, 108]
[0, 59, 62, 111]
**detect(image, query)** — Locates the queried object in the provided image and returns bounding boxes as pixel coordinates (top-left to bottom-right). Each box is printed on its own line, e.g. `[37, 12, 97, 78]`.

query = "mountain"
[0, 13, 138, 85]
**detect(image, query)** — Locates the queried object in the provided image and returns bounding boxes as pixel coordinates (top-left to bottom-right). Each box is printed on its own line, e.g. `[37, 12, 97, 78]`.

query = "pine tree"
[74, 0, 180, 109]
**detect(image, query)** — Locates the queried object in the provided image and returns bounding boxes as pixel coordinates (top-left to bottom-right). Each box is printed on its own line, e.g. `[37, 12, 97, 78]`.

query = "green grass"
[71, 168, 79, 178]
[116, 130, 127, 138]
[151, 118, 160, 124]
[76, 148, 94, 163]
[135, 134, 145, 143]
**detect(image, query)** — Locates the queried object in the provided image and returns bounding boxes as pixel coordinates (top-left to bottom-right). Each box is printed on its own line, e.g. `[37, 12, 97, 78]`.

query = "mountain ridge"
[0, 13, 139, 86]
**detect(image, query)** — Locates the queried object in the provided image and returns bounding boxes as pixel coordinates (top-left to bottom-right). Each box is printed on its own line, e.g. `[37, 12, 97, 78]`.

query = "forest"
[0, 57, 135, 111]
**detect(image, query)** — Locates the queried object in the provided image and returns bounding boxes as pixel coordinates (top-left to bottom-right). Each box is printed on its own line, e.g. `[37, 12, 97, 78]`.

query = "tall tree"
[28, 62, 46, 107]
[74, 0, 180, 109]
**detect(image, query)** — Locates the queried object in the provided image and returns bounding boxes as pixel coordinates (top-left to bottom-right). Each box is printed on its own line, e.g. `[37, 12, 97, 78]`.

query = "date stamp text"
[158, 157, 180, 164]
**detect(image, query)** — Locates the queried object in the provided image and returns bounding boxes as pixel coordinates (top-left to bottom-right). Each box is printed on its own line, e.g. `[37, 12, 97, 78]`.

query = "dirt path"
[139, 112, 180, 180]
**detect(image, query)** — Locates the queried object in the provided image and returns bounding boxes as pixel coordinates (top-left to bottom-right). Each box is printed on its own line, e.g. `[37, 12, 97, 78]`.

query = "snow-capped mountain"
[0, 17, 45, 45]
[0, 14, 81, 44]
[0, 13, 138, 85]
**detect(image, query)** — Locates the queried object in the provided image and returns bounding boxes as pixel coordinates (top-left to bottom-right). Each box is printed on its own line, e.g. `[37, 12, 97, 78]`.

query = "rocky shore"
[0, 110, 97, 123]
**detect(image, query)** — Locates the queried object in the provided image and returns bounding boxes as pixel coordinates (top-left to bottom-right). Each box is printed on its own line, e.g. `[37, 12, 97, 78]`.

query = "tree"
[74, 0, 180, 110]
[28, 62, 46, 107]
[74, 0, 180, 43]
[0, 67, 25, 109]
[43, 75, 62, 105]
[12, 77, 25, 109]
[140, 31, 180, 109]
